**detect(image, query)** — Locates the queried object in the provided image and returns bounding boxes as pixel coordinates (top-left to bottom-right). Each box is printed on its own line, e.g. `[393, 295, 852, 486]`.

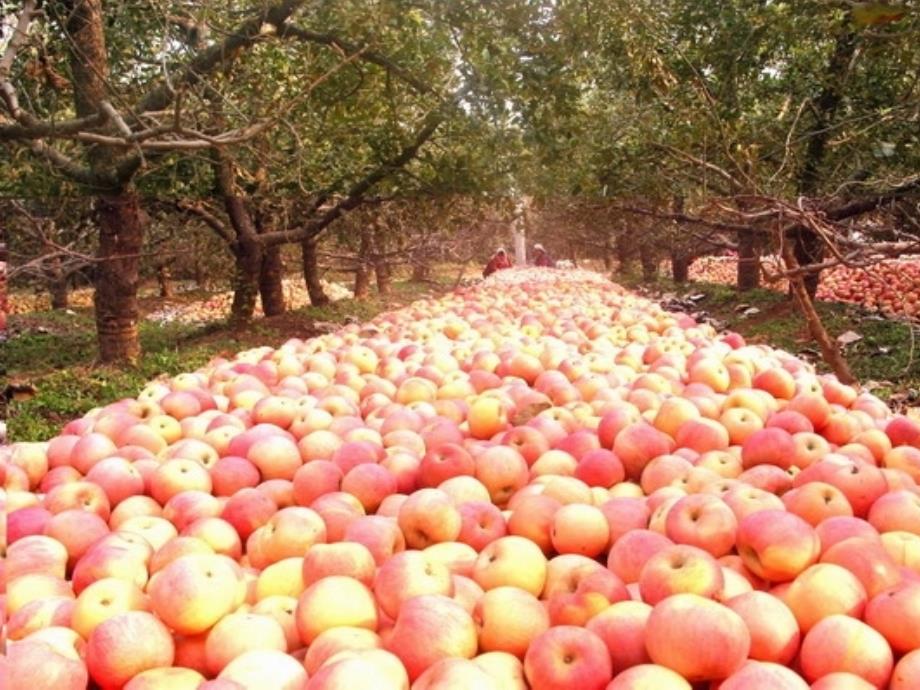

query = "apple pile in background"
[689, 255, 920, 320]
[4, 267, 920, 690]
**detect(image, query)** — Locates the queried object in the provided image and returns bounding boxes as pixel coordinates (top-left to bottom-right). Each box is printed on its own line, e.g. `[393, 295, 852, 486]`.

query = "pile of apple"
[689, 255, 920, 320]
[816, 260, 920, 320]
[4, 267, 920, 690]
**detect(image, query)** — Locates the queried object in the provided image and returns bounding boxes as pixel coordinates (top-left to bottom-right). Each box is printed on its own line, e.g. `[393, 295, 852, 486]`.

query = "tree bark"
[258, 240, 286, 316]
[737, 229, 760, 291]
[670, 252, 690, 283]
[373, 225, 391, 295]
[300, 237, 329, 306]
[94, 193, 144, 363]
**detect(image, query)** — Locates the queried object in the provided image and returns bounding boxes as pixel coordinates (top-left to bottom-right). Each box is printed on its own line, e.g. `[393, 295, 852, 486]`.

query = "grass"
[620, 272, 920, 402]
[2, 272, 457, 442]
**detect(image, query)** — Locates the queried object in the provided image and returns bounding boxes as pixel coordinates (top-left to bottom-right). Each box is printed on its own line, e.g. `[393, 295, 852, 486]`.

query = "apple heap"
[689, 254, 920, 320]
[3, 266, 920, 690]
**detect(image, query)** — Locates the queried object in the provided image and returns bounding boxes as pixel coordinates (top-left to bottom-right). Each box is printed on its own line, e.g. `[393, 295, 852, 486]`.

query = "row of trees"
[3, 1, 918, 375]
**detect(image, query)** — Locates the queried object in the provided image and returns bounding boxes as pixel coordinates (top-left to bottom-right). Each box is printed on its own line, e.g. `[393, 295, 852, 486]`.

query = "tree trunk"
[615, 232, 634, 273]
[412, 262, 431, 282]
[737, 229, 760, 291]
[193, 259, 207, 289]
[781, 241, 855, 384]
[49, 258, 69, 309]
[300, 237, 329, 306]
[258, 242, 286, 316]
[94, 193, 144, 363]
[602, 237, 614, 271]
[373, 226, 391, 296]
[793, 30, 858, 301]
[793, 230, 823, 298]
[354, 227, 372, 299]
[157, 264, 174, 298]
[230, 240, 261, 326]
[639, 243, 657, 282]
[670, 252, 690, 283]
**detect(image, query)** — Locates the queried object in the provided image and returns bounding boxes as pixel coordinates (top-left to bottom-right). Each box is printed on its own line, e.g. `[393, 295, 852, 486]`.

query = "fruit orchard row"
[688, 256, 920, 320]
[3, 268, 920, 690]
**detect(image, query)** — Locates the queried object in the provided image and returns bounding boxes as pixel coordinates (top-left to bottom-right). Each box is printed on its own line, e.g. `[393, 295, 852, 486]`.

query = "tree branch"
[134, 0, 309, 116]
[278, 25, 433, 95]
[256, 108, 448, 247]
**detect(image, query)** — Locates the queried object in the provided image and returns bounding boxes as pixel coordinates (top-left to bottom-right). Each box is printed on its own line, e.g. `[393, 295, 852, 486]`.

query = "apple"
[473, 585, 550, 658]
[585, 600, 652, 674]
[71, 576, 149, 640]
[397, 488, 462, 549]
[473, 651, 527, 690]
[507, 494, 562, 554]
[523, 625, 612, 690]
[204, 611, 288, 675]
[717, 661, 808, 690]
[6, 635, 89, 690]
[890, 649, 920, 690]
[6, 596, 75, 641]
[664, 493, 737, 557]
[148, 553, 242, 635]
[217, 649, 308, 690]
[606, 664, 691, 689]
[303, 626, 382, 675]
[607, 529, 674, 584]
[724, 590, 799, 665]
[783, 563, 867, 632]
[863, 583, 920, 654]
[344, 515, 406, 566]
[644, 593, 750, 681]
[735, 509, 820, 582]
[551, 503, 610, 557]
[295, 575, 378, 644]
[85, 611, 175, 690]
[122, 667, 205, 690]
[385, 593, 478, 681]
[799, 614, 893, 688]
[638, 544, 725, 604]
[472, 535, 548, 596]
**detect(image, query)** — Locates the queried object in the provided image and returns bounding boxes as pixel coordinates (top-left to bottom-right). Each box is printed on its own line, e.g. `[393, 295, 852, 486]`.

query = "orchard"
[3, 267, 920, 690]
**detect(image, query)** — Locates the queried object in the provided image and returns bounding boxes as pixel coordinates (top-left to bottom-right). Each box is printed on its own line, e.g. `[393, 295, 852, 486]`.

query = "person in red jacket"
[532, 243, 555, 268]
[483, 248, 512, 277]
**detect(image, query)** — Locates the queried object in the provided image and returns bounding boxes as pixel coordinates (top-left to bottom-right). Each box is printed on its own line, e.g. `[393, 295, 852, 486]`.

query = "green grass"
[621, 273, 920, 401]
[2, 274, 457, 442]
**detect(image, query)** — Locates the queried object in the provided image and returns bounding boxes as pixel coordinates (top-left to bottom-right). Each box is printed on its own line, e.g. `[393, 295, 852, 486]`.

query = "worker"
[483, 248, 513, 277]
[532, 243, 555, 268]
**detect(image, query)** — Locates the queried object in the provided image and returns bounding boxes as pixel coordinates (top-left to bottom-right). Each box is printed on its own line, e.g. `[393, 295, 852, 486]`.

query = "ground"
[4, 265, 919, 442]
